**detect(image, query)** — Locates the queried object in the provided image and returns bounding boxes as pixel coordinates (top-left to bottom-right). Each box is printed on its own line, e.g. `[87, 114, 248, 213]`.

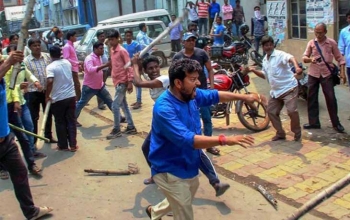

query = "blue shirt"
[123, 41, 142, 58]
[338, 25, 350, 67]
[0, 79, 10, 138]
[136, 31, 153, 54]
[213, 24, 225, 45]
[209, 2, 221, 18]
[149, 88, 219, 179]
[169, 22, 183, 40]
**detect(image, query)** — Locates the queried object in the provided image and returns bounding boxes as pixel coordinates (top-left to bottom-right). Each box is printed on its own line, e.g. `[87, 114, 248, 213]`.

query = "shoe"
[214, 182, 230, 197]
[0, 170, 9, 180]
[45, 138, 58, 144]
[98, 105, 106, 110]
[30, 206, 53, 220]
[70, 146, 79, 152]
[334, 124, 345, 133]
[29, 165, 42, 175]
[143, 177, 155, 185]
[132, 102, 142, 109]
[106, 129, 122, 140]
[271, 135, 286, 141]
[131, 102, 142, 106]
[120, 116, 126, 123]
[33, 152, 47, 160]
[303, 123, 321, 129]
[76, 121, 82, 127]
[122, 127, 137, 134]
[206, 147, 220, 155]
[294, 132, 302, 141]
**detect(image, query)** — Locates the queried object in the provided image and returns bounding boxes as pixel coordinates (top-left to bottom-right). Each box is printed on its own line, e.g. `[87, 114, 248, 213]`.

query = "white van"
[76, 21, 171, 67]
[98, 9, 171, 27]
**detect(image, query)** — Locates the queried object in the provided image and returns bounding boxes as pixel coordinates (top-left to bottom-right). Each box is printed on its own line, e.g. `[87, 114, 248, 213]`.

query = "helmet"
[239, 24, 249, 35]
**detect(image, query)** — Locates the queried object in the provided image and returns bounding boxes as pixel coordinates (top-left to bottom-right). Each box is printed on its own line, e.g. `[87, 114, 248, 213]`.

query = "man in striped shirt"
[196, 0, 210, 36]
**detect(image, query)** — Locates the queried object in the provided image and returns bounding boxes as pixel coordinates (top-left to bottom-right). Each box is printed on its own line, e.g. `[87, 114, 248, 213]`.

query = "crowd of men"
[0, 6, 349, 220]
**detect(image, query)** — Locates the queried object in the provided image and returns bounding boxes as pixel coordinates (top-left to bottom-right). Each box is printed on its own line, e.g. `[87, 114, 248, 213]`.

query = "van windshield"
[80, 29, 96, 46]
[148, 15, 171, 27]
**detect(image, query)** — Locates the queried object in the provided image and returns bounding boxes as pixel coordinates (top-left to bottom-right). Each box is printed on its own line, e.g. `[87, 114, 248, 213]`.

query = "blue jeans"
[112, 84, 135, 130]
[254, 35, 264, 53]
[198, 18, 208, 35]
[20, 104, 35, 153]
[136, 86, 142, 103]
[76, 85, 113, 118]
[200, 106, 213, 136]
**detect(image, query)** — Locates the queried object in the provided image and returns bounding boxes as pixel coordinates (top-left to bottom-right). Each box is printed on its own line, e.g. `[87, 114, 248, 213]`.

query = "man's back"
[46, 59, 75, 102]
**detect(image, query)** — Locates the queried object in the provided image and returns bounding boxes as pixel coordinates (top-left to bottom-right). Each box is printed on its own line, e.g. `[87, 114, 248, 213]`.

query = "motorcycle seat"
[224, 46, 234, 51]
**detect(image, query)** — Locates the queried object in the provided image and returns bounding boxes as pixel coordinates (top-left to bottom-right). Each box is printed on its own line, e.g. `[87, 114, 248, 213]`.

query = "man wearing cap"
[173, 32, 220, 155]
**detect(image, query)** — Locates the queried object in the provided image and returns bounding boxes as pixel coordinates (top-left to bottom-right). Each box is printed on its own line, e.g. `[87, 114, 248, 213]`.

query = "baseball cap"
[183, 32, 198, 41]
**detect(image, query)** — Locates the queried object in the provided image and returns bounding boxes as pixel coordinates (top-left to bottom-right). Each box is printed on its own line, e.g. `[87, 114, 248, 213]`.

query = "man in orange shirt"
[107, 30, 137, 139]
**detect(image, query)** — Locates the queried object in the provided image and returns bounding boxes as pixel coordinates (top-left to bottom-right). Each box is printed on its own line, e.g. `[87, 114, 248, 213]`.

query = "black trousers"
[0, 133, 39, 219]
[51, 97, 77, 149]
[0, 103, 36, 171]
[171, 39, 182, 53]
[307, 74, 340, 127]
[27, 91, 53, 144]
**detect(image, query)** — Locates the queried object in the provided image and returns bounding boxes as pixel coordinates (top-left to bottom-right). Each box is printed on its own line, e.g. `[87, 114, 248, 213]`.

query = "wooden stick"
[9, 123, 50, 142]
[123, 10, 188, 69]
[210, 13, 218, 35]
[9, 0, 36, 89]
[39, 100, 51, 139]
[253, 183, 278, 210]
[84, 163, 139, 175]
[286, 173, 350, 220]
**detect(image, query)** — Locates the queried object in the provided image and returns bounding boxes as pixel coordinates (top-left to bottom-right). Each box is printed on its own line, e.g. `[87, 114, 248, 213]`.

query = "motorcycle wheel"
[237, 100, 270, 132]
[250, 50, 263, 67]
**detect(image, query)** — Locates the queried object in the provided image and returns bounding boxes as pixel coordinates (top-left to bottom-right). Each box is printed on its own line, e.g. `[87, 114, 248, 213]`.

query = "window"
[148, 15, 171, 27]
[339, 0, 350, 31]
[290, 0, 306, 39]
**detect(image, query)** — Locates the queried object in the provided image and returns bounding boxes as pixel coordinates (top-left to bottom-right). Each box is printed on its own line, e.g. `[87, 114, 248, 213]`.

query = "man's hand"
[295, 67, 303, 75]
[131, 53, 140, 65]
[340, 69, 347, 85]
[34, 81, 43, 91]
[226, 134, 254, 148]
[127, 82, 133, 94]
[8, 51, 24, 65]
[13, 102, 22, 115]
[45, 97, 52, 103]
[20, 82, 28, 90]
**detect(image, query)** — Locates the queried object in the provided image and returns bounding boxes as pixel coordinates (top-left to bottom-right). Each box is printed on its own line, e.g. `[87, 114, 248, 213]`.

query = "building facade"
[265, 0, 348, 58]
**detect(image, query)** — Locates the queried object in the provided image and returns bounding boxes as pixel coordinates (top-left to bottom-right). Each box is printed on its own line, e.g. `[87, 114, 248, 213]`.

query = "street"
[0, 66, 350, 220]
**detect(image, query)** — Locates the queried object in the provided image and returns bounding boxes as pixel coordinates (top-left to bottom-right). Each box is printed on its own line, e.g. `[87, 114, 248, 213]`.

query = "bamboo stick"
[9, 0, 36, 89]
[39, 100, 51, 139]
[9, 123, 50, 142]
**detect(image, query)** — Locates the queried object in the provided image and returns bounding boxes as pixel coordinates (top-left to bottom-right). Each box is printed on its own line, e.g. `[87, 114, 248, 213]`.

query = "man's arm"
[302, 41, 314, 63]
[62, 47, 79, 65]
[332, 42, 346, 83]
[338, 31, 345, 56]
[289, 57, 303, 75]
[84, 56, 109, 74]
[248, 67, 266, 79]
[45, 78, 53, 102]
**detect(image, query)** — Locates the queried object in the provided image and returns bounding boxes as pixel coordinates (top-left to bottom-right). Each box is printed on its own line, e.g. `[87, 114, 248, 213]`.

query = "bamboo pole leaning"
[9, 123, 50, 142]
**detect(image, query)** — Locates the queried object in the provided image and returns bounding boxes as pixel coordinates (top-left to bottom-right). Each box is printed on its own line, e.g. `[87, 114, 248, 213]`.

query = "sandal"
[145, 205, 161, 219]
[70, 146, 79, 152]
[30, 206, 53, 220]
[0, 170, 9, 180]
[206, 147, 220, 155]
[143, 177, 155, 185]
[55, 146, 70, 151]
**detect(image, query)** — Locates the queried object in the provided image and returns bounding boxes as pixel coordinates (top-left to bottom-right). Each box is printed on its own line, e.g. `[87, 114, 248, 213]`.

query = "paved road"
[1, 66, 349, 219]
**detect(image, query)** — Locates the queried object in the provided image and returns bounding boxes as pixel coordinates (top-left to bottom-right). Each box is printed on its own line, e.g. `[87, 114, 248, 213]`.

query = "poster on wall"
[266, 0, 287, 44]
[306, 0, 334, 32]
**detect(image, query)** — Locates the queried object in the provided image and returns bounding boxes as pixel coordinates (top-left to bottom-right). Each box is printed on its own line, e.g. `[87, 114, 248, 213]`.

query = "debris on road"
[84, 163, 139, 175]
[253, 182, 278, 210]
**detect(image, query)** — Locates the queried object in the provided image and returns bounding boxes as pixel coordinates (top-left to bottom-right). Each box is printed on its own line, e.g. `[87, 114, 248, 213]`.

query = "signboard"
[266, 0, 287, 43]
[4, 5, 28, 20]
[306, 0, 334, 32]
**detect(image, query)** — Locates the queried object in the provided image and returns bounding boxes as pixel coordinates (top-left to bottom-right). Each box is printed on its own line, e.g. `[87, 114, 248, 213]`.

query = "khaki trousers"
[151, 173, 199, 220]
[267, 87, 301, 137]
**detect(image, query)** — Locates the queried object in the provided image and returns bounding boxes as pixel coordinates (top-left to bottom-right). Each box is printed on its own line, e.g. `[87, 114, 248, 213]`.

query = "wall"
[266, 0, 337, 59]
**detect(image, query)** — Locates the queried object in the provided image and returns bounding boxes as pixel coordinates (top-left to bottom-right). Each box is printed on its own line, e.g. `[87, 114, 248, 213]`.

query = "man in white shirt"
[45, 46, 78, 152]
[249, 36, 303, 141]
[186, 1, 199, 24]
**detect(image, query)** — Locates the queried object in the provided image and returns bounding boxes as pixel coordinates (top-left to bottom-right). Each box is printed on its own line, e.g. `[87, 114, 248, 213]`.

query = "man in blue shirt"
[0, 51, 53, 219]
[338, 10, 350, 88]
[145, 58, 260, 220]
[169, 14, 183, 53]
[209, 0, 220, 32]
[123, 30, 142, 109]
[136, 23, 153, 55]
[211, 16, 226, 46]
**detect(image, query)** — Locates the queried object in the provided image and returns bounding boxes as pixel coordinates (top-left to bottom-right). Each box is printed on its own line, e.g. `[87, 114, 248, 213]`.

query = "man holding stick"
[0, 50, 53, 220]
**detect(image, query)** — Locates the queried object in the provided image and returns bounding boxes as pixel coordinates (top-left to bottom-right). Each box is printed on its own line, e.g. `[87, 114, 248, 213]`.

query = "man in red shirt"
[196, 0, 210, 35]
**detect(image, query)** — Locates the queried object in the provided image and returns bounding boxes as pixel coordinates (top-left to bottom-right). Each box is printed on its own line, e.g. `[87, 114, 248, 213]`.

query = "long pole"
[39, 100, 51, 139]
[9, 123, 50, 142]
[123, 9, 188, 68]
[9, 0, 36, 89]
[286, 173, 350, 220]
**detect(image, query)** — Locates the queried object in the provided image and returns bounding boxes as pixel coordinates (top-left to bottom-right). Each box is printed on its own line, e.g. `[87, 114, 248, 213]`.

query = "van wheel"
[153, 53, 167, 68]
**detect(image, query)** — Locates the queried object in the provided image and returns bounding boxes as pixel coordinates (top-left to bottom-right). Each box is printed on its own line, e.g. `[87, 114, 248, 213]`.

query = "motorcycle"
[208, 62, 270, 132]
